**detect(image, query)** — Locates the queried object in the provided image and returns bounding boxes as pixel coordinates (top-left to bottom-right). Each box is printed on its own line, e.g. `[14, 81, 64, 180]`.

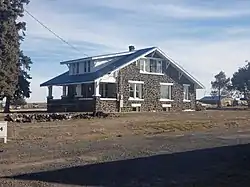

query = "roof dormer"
[68, 60, 92, 75]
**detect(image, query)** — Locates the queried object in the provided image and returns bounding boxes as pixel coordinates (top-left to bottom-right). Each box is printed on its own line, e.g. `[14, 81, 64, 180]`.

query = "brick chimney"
[129, 45, 135, 52]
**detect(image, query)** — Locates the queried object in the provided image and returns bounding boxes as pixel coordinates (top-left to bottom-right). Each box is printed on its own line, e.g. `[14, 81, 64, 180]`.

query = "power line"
[24, 9, 88, 56]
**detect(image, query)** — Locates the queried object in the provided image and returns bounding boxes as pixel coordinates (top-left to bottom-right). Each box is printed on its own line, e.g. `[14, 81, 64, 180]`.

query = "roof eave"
[40, 80, 95, 87]
[60, 50, 138, 65]
[155, 47, 205, 90]
[40, 71, 70, 87]
[196, 84, 205, 89]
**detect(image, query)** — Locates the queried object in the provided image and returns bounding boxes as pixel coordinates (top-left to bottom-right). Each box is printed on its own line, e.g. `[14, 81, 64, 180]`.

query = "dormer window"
[76, 63, 79, 74]
[88, 61, 91, 72]
[71, 63, 79, 75]
[72, 63, 76, 74]
[84, 61, 91, 73]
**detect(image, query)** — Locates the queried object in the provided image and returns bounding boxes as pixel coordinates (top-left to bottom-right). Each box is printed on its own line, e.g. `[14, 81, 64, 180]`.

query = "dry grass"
[1, 110, 250, 187]
[0, 110, 250, 170]
[4, 110, 250, 141]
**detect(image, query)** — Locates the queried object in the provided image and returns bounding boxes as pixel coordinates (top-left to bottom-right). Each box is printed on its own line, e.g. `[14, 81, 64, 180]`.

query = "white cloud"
[23, 0, 250, 102]
[76, 0, 250, 19]
[147, 4, 250, 19]
[28, 75, 62, 102]
[158, 39, 250, 98]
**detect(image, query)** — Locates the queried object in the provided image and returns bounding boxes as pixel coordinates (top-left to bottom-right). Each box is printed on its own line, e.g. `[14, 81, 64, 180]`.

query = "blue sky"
[22, 0, 250, 102]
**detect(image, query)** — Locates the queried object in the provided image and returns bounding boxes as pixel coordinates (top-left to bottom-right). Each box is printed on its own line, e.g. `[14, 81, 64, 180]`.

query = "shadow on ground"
[4, 144, 250, 187]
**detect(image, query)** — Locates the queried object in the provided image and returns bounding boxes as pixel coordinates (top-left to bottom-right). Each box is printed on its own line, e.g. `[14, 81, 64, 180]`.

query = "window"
[136, 84, 143, 98]
[100, 83, 108, 98]
[145, 60, 150, 72]
[68, 85, 76, 97]
[183, 84, 190, 101]
[160, 83, 173, 100]
[139, 59, 145, 71]
[129, 84, 134, 98]
[129, 81, 144, 100]
[76, 63, 79, 74]
[81, 84, 94, 98]
[84, 61, 91, 73]
[100, 83, 116, 98]
[157, 60, 162, 73]
[72, 63, 76, 74]
[84, 61, 87, 72]
[131, 103, 141, 112]
[87, 61, 91, 72]
[150, 59, 157, 72]
[139, 58, 163, 74]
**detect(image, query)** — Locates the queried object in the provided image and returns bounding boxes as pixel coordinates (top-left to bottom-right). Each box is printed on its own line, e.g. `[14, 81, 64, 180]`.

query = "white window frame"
[101, 83, 108, 98]
[100, 83, 117, 100]
[128, 80, 144, 101]
[76, 62, 79, 74]
[87, 61, 91, 72]
[159, 83, 174, 102]
[71, 63, 76, 75]
[183, 84, 190, 102]
[139, 57, 164, 75]
[71, 63, 80, 75]
[84, 61, 87, 72]
[84, 61, 91, 73]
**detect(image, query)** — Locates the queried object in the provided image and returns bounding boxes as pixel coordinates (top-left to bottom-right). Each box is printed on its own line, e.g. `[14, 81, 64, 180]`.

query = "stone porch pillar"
[93, 80, 101, 116]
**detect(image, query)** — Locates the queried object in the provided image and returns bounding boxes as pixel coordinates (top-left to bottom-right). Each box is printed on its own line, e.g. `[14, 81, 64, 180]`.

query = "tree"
[0, 0, 30, 112]
[231, 62, 250, 106]
[211, 71, 230, 108]
[12, 51, 32, 100]
[0, 0, 20, 102]
[11, 96, 27, 107]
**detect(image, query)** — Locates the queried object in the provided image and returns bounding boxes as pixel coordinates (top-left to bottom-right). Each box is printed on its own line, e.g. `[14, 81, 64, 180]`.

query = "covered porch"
[40, 70, 119, 112]
[46, 81, 117, 100]
[46, 81, 117, 112]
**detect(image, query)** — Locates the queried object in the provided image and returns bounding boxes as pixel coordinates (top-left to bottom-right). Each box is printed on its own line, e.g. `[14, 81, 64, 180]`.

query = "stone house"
[40, 46, 204, 113]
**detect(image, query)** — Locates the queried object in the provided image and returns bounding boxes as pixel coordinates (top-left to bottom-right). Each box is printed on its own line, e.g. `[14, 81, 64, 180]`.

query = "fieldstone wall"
[49, 57, 197, 113]
[115, 60, 196, 112]
[95, 97, 118, 113]
[182, 83, 196, 110]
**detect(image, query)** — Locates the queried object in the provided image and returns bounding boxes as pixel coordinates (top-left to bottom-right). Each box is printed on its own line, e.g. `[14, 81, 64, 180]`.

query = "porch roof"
[40, 71, 94, 86]
[40, 47, 155, 87]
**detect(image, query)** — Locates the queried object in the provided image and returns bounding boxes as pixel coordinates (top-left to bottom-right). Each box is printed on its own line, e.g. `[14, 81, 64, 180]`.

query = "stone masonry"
[48, 55, 197, 113]
[97, 58, 196, 112]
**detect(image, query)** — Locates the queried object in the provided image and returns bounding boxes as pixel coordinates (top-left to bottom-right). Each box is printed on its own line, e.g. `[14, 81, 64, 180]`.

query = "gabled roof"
[60, 50, 136, 64]
[155, 48, 204, 89]
[40, 47, 155, 87]
[40, 47, 205, 89]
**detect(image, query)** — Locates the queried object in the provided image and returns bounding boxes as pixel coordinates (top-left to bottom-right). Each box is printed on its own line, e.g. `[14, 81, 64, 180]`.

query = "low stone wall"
[4, 112, 120, 123]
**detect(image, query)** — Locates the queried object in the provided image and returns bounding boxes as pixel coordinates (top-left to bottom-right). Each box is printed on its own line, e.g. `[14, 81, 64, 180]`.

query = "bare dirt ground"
[1, 111, 250, 186]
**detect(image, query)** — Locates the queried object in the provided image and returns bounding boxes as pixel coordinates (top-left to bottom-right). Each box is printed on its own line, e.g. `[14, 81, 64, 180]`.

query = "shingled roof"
[40, 47, 155, 87]
[40, 47, 204, 89]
